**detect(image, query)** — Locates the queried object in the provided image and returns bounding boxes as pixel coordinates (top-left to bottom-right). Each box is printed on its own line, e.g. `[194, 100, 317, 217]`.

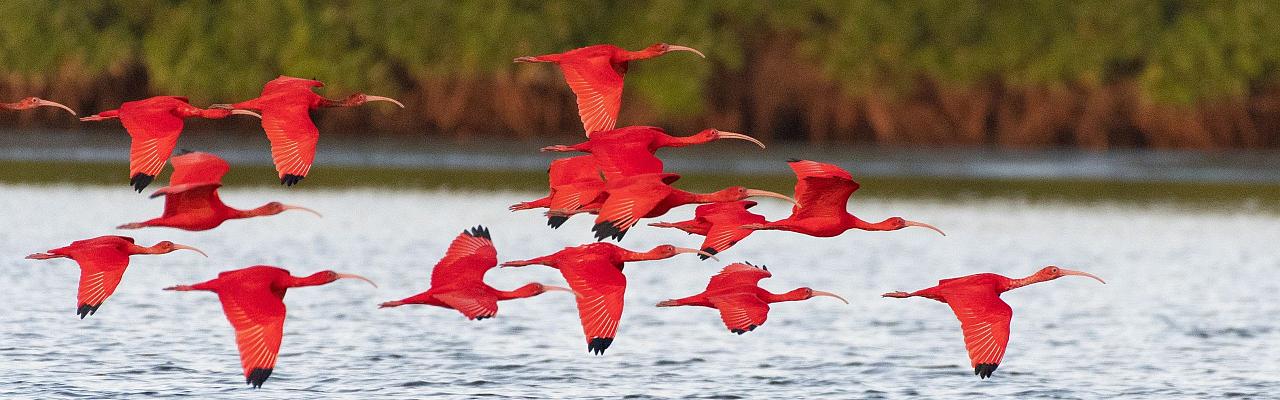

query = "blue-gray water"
[1, 185, 1277, 398]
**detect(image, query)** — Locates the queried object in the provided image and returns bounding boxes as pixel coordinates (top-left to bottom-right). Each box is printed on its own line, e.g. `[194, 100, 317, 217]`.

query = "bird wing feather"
[945, 291, 1013, 373]
[558, 59, 623, 136]
[709, 293, 770, 333]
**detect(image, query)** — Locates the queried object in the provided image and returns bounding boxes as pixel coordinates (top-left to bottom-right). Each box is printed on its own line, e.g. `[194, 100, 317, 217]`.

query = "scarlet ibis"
[1, 97, 76, 115]
[216, 76, 404, 186]
[882, 266, 1105, 379]
[657, 262, 846, 334]
[509, 155, 607, 228]
[514, 44, 705, 135]
[116, 151, 320, 231]
[25, 235, 206, 318]
[551, 172, 795, 241]
[742, 159, 945, 237]
[79, 96, 260, 191]
[649, 200, 768, 260]
[378, 226, 573, 319]
[164, 266, 377, 388]
[541, 125, 766, 179]
[501, 243, 715, 355]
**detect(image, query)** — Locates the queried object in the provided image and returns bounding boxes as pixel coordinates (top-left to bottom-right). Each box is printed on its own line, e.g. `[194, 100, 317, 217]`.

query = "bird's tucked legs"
[540, 145, 575, 152]
[163, 285, 197, 291]
[24, 253, 62, 260]
[378, 301, 405, 308]
[116, 222, 146, 230]
[881, 291, 913, 298]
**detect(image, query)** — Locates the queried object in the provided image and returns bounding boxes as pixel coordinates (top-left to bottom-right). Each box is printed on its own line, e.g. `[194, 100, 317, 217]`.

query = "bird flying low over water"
[657, 262, 846, 334]
[79, 96, 261, 192]
[550, 172, 796, 242]
[649, 200, 768, 260]
[502, 243, 716, 355]
[116, 151, 320, 231]
[882, 266, 1105, 379]
[541, 125, 766, 180]
[25, 236, 206, 318]
[1, 97, 76, 115]
[509, 155, 607, 229]
[743, 159, 946, 237]
[515, 43, 705, 136]
[215, 76, 404, 186]
[378, 226, 574, 319]
[164, 266, 377, 388]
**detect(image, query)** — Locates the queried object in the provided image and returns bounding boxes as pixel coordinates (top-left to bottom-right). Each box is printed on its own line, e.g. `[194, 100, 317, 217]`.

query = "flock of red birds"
[8, 42, 1104, 389]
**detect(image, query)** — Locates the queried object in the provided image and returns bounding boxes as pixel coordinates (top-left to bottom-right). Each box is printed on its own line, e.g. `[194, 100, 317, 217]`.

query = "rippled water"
[1, 185, 1276, 398]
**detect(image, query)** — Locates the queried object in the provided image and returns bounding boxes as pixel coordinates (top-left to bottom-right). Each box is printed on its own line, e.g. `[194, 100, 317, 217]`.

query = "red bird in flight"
[509, 155, 607, 228]
[80, 96, 261, 192]
[217, 76, 404, 186]
[657, 262, 846, 334]
[117, 151, 319, 231]
[501, 243, 715, 355]
[541, 126, 765, 179]
[378, 226, 573, 318]
[25, 235, 206, 318]
[552, 172, 795, 241]
[744, 159, 945, 237]
[514, 43, 705, 135]
[882, 266, 1105, 379]
[1, 97, 76, 115]
[164, 265, 377, 388]
[649, 200, 768, 259]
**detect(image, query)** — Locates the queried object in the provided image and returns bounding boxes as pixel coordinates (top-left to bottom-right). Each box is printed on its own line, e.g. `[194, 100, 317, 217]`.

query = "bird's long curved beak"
[172, 244, 208, 258]
[335, 273, 379, 288]
[674, 247, 719, 261]
[1060, 269, 1106, 284]
[666, 45, 706, 58]
[811, 290, 849, 304]
[36, 99, 77, 115]
[230, 109, 262, 119]
[745, 189, 798, 205]
[364, 95, 405, 108]
[715, 131, 766, 149]
[283, 204, 323, 218]
[904, 220, 946, 236]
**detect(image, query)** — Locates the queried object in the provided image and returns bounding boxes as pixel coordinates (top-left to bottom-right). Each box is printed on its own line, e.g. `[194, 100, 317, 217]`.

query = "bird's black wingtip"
[77, 304, 100, 319]
[247, 368, 273, 388]
[129, 173, 154, 192]
[699, 247, 718, 260]
[465, 225, 491, 240]
[588, 337, 613, 355]
[592, 221, 627, 242]
[785, 158, 803, 163]
[176, 148, 195, 155]
[974, 363, 998, 379]
[547, 215, 569, 229]
[280, 174, 304, 186]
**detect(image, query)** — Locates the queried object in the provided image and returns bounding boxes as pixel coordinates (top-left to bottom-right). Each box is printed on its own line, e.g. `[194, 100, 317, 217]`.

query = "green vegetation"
[5, 160, 1277, 212]
[2, 1, 1279, 148]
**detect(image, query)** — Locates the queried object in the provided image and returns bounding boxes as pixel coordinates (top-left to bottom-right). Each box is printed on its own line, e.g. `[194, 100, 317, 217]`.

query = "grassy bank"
[3, 160, 1278, 211]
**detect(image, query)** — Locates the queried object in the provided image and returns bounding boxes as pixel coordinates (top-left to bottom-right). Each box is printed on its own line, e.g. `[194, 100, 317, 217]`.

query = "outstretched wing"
[558, 59, 623, 136]
[709, 293, 770, 334]
[168, 151, 230, 185]
[74, 258, 128, 318]
[429, 226, 498, 288]
[261, 106, 319, 184]
[157, 184, 227, 219]
[121, 109, 184, 189]
[705, 263, 772, 291]
[432, 288, 500, 320]
[787, 159, 859, 219]
[216, 290, 286, 388]
[592, 178, 672, 241]
[946, 292, 1013, 379]
[560, 258, 626, 354]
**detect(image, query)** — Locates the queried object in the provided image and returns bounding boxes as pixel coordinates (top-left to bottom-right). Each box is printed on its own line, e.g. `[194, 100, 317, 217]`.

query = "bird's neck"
[622, 250, 672, 263]
[236, 204, 279, 219]
[847, 216, 896, 231]
[762, 288, 810, 303]
[130, 244, 166, 255]
[286, 272, 336, 288]
[497, 283, 544, 300]
[0, 102, 15, 110]
[1004, 274, 1046, 292]
[658, 134, 704, 149]
[691, 189, 736, 204]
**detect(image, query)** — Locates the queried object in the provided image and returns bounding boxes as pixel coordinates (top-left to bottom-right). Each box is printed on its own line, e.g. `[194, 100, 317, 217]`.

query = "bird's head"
[307, 270, 378, 288]
[718, 187, 796, 204]
[635, 244, 718, 261]
[677, 129, 766, 149]
[647, 43, 706, 59]
[149, 241, 207, 257]
[800, 288, 849, 304]
[878, 217, 946, 236]
[5, 97, 76, 115]
[256, 202, 323, 217]
[1033, 266, 1106, 284]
